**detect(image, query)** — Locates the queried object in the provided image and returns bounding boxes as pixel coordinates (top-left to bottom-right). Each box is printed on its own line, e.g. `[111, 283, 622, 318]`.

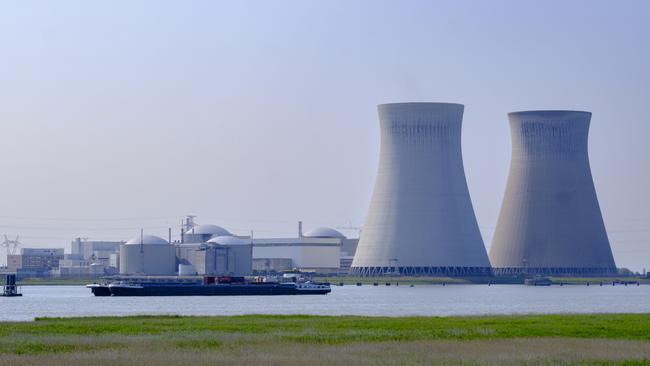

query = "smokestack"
[298, 221, 303, 238]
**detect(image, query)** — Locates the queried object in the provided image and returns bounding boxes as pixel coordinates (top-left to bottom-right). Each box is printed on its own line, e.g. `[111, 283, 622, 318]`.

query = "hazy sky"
[1, 1, 649, 271]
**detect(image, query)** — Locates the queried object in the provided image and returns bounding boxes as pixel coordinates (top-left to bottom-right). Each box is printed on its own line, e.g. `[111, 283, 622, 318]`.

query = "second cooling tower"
[351, 103, 491, 276]
[489, 110, 616, 275]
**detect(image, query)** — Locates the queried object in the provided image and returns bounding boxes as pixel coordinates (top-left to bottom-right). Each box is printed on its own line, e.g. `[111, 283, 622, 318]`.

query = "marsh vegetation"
[1, 314, 650, 365]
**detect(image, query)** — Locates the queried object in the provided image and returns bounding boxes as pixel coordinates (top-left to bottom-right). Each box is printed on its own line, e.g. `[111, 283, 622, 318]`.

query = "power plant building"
[252, 227, 345, 273]
[351, 103, 491, 276]
[7, 248, 65, 277]
[177, 234, 252, 276]
[183, 224, 232, 244]
[489, 110, 617, 275]
[119, 235, 176, 275]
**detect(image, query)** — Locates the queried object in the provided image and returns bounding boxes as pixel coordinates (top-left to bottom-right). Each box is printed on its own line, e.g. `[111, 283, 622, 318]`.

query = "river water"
[1, 284, 649, 321]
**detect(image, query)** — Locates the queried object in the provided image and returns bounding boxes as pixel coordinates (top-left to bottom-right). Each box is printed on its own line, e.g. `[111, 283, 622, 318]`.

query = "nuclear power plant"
[351, 103, 492, 276]
[489, 110, 617, 276]
[4, 105, 623, 280]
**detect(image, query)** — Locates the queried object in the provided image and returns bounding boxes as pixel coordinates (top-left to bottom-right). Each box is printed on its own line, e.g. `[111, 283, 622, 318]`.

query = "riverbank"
[314, 275, 650, 286]
[3, 275, 649, 286]
[1, 314, 649, 365]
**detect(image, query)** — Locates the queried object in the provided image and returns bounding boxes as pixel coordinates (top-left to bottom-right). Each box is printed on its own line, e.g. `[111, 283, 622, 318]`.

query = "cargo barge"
[87, 276, 331, 296]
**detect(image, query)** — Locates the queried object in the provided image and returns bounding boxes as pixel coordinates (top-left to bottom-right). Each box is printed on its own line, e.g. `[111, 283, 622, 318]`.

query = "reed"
[1, 314, 649, 365]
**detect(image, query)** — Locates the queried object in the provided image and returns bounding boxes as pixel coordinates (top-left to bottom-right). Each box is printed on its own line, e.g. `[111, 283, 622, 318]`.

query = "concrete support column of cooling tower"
[350, 103, 491, 276]
[489, 110, 617, 276]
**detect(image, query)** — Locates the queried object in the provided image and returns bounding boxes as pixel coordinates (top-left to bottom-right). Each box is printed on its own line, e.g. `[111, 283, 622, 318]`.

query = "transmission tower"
[2, 235, 21, 265]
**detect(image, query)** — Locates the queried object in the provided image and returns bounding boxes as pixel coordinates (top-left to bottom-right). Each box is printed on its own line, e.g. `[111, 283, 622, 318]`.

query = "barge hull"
[108, 284, 330, 296]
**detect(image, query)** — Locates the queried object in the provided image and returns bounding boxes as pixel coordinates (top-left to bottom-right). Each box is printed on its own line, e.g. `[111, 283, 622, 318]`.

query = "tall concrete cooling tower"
[351, 103, 491, 276]
[489, 110, 617, 276]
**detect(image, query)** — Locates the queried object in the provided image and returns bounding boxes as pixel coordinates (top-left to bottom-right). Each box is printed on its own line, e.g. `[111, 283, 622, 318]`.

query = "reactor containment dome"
[489, 110, 617, 276]
[351, 102, 491, 276]
[120, 234, 176, 275]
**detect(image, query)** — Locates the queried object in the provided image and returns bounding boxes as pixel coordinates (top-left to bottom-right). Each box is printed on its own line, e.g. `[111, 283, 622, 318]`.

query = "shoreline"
[6, 275, 650, 287]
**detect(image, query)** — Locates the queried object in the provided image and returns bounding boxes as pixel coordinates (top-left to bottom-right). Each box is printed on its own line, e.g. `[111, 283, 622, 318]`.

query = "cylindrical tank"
[119, 235, 176, 275]
[489, 110, 617, 276]
[351, 102, 491, 276]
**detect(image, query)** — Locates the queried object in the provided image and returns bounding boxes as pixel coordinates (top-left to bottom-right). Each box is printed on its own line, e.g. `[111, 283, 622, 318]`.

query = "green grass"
[1, 314, 649, 341]
[1, 314, 650, 365]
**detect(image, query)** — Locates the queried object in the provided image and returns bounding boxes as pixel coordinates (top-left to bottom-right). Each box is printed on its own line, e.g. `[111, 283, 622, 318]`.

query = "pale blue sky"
[1, 1, 649, 271]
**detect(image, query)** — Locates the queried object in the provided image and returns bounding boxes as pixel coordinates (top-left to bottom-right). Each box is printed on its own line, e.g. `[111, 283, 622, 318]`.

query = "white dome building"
[207, 235, 250, 246]
[304, 227, 347, 239]
[184, 224, 232, 243]
[119, 234, 176, 275]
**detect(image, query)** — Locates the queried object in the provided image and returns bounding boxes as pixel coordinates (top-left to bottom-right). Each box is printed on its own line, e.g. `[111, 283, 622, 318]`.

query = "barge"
[87, 276, 331, 296]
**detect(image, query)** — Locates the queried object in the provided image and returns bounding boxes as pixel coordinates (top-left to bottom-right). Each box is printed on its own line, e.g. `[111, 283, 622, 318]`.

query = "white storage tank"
[119, 234, 176, 275]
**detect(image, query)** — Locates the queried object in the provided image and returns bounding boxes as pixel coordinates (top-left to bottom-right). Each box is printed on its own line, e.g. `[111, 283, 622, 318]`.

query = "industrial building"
[489, 110, 617, 276]
[351, 103, 492, 276]
[6, 248, 65, 277]
[119, 235, 176, 275]
[65, 238, 123, 275]
[182, 224, 232, 244]
[252, 226, 349, 274]
[95, 220, 351, 277]
[177, 234, 252, 277]
[176, 224, 252, 276]
[71, 239, 122, 263]
[56, 257, 106, 277]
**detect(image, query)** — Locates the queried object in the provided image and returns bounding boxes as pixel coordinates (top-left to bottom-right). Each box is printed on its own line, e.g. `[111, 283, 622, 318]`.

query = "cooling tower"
[351, 103, 491, 276]
[489, 110, 616, 276]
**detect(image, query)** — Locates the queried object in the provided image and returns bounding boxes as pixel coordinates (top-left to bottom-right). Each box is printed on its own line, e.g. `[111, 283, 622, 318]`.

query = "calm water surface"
[1, 284, 649, 321]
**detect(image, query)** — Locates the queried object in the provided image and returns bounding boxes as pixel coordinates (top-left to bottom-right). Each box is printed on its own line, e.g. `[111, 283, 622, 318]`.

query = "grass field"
[1, 314, 650, 365]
